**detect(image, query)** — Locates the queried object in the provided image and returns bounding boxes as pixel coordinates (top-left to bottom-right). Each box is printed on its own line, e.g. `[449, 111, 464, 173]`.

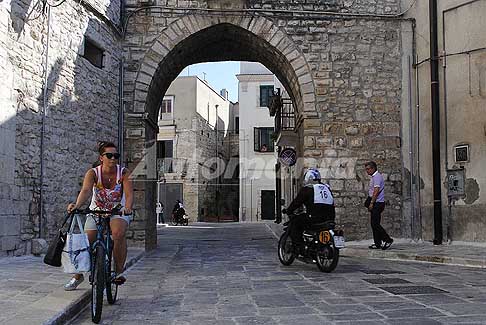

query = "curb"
[341, 247, 486, 269]
[43, 249, 146, 325]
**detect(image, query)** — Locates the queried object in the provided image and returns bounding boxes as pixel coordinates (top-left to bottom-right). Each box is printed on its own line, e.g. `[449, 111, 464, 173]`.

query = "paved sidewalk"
[342, 239, 486, 268]
[265, 221, 486, 269]
[0, 247, 144, 325]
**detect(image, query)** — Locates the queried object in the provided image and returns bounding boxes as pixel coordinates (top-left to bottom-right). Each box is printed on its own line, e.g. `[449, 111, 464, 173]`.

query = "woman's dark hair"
[365, 161, 378, 170]
[97, 141, 117, 155]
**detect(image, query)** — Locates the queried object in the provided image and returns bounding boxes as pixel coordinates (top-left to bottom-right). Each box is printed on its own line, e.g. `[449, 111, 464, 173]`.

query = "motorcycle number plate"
[334, 236, 345, 248]
[319, 231, 331, 243]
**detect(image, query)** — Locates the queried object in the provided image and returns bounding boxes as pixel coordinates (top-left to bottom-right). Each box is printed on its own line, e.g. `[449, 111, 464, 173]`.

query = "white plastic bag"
[61, 214, 91, 273]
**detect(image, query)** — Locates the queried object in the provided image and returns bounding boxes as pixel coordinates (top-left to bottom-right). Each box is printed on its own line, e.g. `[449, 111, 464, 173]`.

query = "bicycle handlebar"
[71, 208, 132, 216]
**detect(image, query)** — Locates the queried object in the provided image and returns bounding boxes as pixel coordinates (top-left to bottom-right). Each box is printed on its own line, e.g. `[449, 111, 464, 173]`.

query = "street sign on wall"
[279, 148, 297, 166]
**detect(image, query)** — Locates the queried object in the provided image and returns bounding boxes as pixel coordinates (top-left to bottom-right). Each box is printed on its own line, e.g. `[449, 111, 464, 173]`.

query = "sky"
[178, 61, 240, 103]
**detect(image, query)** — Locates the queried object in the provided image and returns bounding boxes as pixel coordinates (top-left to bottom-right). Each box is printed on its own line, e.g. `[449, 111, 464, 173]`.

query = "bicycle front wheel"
[91, 246, 105, 323]
[106, 237, 118, 304]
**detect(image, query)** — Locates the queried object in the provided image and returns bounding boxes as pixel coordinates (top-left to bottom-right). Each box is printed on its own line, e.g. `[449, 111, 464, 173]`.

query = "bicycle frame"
[89, 214, 112, 283]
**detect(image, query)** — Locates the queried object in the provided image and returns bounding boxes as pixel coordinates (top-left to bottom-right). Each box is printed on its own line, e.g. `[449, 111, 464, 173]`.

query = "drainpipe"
[39, 6, 51, 239]
[407, 55, 415, 239]
[415, 52, 423, 240]
[118, 57, 124, 164]
[429, 0, 443, 245]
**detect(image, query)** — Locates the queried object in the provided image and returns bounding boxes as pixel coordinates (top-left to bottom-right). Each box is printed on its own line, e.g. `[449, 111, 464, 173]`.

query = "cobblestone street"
[72, 223, 486, 324]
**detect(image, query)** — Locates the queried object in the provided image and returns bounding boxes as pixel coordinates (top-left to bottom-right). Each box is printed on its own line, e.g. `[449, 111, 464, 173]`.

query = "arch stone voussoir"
[179, 16, 198, 34]
[269, 30, 286, 48]
[151, 41, 170, 58]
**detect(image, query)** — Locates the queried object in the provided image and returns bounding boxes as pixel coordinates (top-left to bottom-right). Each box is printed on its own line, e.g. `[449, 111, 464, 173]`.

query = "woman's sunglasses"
[103, 153, 120, 159]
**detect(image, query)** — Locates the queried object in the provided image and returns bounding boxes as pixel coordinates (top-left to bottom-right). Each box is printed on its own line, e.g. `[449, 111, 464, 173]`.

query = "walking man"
[156, 202, 164, 224]
[365, 161, 393, 250]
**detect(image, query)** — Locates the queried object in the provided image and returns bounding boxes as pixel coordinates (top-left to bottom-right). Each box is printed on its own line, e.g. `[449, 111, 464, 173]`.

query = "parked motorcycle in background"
[278, 211, 344, 272]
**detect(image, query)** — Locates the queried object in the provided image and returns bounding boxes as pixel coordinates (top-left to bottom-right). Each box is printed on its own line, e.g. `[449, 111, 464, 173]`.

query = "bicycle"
[74, 208, 128, 323]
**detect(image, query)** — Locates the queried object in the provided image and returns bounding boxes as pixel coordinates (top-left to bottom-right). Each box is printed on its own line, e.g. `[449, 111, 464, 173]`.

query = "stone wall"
[0, 0, 122, 255]
[123, 0, 404, 244]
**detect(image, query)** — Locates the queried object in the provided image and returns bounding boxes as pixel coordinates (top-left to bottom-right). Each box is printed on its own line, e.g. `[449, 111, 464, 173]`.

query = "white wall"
[238, 62, 277, 221]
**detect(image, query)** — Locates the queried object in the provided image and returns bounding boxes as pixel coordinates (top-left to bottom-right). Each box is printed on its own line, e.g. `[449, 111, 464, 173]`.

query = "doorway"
[261, 190, 275, 220]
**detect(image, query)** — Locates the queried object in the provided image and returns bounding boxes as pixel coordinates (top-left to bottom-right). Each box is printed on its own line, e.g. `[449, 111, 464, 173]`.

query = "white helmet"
[303, 168, 321, 186]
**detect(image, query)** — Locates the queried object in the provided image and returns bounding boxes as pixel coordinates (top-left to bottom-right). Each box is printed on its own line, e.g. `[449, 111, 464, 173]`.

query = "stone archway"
[125, 15, 319, 249]
[123, 8, 405, 250]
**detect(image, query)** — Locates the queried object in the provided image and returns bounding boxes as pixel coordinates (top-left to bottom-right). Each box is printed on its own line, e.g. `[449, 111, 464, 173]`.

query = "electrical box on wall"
[446, 168, 465, 198]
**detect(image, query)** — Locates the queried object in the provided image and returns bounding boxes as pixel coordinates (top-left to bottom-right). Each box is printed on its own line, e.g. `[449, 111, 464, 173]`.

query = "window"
[157, 140, 174, 174]
[159, 96, 174, 120]
[260, 85, 274, 107]
[234, 116, 239, 134]
[156, 140, 173, 159]
[254, 127, 274, 152]
[83, 38, 104, 69]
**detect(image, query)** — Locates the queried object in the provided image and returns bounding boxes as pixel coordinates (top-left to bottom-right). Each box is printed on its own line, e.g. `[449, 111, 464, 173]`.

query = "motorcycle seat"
[308, 220, 335, 230]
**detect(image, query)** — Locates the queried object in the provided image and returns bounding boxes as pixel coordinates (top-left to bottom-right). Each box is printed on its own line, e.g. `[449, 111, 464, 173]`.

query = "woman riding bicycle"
[65, 141, 133, 290]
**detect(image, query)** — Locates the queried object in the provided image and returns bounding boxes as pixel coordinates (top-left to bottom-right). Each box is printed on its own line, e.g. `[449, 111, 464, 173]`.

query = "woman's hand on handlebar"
[67, 203, 77, 213]
[120, 207, 132, 215]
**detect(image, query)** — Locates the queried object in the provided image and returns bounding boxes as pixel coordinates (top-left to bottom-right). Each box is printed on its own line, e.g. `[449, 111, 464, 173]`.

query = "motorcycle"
[278, 212, 345, 272]
[170, 208, 189, 226]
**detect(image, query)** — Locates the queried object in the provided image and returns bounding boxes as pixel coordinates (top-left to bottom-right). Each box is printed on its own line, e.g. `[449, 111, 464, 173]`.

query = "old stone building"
[3, 0, 484, 255]
[156, 75, 238, 223]
[0, 0, 123, 255]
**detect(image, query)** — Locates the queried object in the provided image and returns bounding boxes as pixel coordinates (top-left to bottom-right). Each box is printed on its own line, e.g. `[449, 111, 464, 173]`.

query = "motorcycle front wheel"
[278, 232, 295, 266]
[316, 245, 339, 273]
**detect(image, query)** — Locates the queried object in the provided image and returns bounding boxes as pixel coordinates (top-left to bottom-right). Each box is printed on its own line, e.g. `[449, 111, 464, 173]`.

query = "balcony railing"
[275, 98, 295, 133]
[269, 89, 295, 134]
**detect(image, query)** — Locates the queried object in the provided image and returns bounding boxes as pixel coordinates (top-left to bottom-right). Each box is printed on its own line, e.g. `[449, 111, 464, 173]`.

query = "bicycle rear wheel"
[91, 246, 105, 323]
[106, 237, 118, 304]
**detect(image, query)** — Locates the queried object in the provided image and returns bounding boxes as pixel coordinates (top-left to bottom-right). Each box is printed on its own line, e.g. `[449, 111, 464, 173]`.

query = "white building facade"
[237, 62, 278, 222]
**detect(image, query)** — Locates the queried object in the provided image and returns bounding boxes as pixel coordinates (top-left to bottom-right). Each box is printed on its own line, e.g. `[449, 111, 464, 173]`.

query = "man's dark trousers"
[370, 202, 391, 247]
[290, 214, 312, 246]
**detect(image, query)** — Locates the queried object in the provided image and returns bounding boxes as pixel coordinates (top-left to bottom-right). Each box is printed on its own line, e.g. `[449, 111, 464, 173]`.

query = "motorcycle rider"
[172, 200, 185, 223]
[283, 168, 335, 254]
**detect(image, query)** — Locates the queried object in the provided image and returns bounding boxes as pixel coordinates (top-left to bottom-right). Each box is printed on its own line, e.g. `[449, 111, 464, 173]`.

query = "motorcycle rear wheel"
[316, 245, 339, 273]
[170, 215, 178, 226]
[278, 233, 295, 266]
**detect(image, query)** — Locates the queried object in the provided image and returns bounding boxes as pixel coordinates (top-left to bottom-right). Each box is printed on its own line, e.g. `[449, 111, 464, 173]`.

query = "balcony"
[268, 90, 296, 147]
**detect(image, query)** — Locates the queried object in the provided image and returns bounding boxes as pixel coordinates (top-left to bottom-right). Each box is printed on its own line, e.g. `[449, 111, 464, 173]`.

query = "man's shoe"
[368, 244, 381, 249]
[382, 239, 393, 250]
[64, 275, 84, 291]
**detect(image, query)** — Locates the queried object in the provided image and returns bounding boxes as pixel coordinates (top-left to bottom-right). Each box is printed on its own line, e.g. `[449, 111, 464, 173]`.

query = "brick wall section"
[0, 0, 122, 255]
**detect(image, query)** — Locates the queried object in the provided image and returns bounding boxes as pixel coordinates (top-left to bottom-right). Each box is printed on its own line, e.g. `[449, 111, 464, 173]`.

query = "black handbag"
[43, 213, 72, 267]
[364, 196, 372, 208]
[364, 187, 384, 208]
